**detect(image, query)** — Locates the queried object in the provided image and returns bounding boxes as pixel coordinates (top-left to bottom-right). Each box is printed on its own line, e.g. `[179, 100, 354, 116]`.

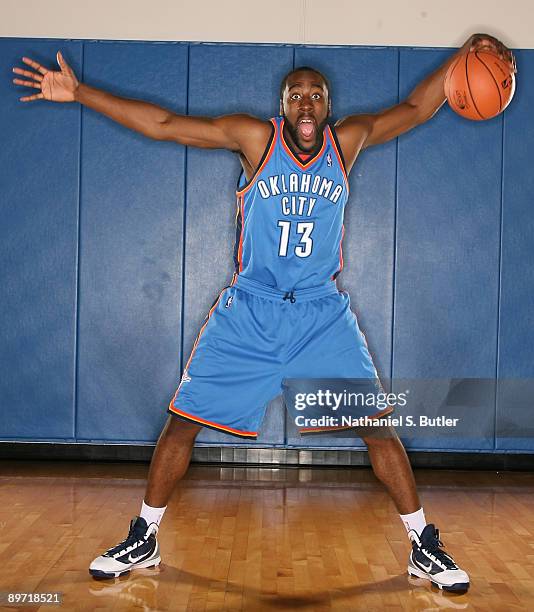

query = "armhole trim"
[236, 119, 277, 196]
[328, 124, 349, 192]
[235, 168, 245, 192]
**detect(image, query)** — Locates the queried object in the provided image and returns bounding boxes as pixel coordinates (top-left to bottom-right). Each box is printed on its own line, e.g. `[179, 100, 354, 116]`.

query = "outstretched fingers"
[12, 67, 43, 82]
[13, 78, 41, 89]
[12, 66, 43, 101]
[21, 56, 49, 75]
[12, 60, 46, 102]
[19, 93, 44, 103]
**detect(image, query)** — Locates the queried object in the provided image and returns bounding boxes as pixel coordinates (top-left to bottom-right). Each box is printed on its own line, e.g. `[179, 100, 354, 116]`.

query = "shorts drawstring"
[283, 291, 296, 304]
[234, 275, 338, 302]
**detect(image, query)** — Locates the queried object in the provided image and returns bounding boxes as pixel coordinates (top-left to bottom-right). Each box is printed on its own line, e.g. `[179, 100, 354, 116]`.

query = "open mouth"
[297, 117, 316, 140]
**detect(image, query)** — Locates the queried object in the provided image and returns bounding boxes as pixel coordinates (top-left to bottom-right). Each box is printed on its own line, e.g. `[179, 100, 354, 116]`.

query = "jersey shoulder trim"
[236, 119, 277, 196]
[327, 124, 349, 190]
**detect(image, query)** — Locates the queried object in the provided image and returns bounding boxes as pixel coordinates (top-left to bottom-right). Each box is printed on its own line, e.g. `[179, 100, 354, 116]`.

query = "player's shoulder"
[334, 114, 374, 138]
[218, 113, 272, 133]
[332, 114, 375, 159]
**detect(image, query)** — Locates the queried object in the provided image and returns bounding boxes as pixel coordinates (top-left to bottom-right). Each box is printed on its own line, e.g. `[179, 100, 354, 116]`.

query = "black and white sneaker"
[89, 516, 160, 579]
[408, 524, 469, 592]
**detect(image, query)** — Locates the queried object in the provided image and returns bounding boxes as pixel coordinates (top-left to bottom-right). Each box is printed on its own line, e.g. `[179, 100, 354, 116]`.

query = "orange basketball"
[444, 50, 515, 120]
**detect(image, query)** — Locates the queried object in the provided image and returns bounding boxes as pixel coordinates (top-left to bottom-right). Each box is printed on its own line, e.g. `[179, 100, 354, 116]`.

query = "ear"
[279, 98, 283, 115]
[328, 99, 332, 117]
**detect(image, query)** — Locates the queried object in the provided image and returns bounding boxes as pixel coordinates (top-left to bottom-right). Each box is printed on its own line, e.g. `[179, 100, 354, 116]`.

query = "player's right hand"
[465, 33, 516, 75]
[12, 51, 79, 102]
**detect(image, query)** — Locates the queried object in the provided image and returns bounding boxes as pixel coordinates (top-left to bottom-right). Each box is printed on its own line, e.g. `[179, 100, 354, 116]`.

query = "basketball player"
[13, 33, 514, 592]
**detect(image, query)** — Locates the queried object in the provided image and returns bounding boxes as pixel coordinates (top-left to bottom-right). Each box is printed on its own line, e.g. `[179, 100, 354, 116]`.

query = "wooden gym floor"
[0, 460, 533, 611]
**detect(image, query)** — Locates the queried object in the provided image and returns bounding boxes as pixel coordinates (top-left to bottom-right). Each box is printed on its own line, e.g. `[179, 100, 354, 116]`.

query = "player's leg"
[285, 289, 469, 592]
[360, 426, 420, 515]
[144, 415, 201, 507]
[362, 426, 469, 591]
[89, 284, 283, 579]
[89, 416, 201, 579]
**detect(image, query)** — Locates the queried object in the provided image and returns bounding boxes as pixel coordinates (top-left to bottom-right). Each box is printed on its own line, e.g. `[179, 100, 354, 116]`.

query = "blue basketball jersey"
[233, 116, 349, 291]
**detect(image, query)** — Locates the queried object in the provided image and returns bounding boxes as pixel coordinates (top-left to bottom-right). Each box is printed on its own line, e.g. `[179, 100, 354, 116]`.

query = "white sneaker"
[89, 517, 160, 579]
[408, 524, 469, 592]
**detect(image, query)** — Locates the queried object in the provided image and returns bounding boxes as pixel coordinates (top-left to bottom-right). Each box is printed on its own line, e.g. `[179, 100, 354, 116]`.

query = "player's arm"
[336, 34, 515, 158]
[12, 51, 269, 152]
[74, 84, 265, 150]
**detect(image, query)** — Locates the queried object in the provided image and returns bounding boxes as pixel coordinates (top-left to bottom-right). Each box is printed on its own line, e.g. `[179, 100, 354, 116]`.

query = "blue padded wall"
[0, 40, 82, 439]
[496, 50, 534, 451]
[76, 42, 188, 442]
[1, 38, 532, 452]
[393, 49, 502, 450]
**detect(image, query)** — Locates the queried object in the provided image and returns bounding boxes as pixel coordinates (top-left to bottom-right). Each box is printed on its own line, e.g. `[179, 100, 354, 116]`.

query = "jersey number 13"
[277, 220, 314, 258]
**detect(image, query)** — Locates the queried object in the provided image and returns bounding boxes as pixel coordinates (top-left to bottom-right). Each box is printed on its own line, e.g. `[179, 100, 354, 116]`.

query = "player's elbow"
[128, 115, 175, 142]
[407, 99, 442, 126]
[152, 112, 177, 141]
[403, 101, 426, 125]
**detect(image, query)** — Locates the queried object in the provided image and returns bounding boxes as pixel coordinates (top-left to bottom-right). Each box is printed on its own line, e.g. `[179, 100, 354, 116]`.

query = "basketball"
[444, 50, 515, 120]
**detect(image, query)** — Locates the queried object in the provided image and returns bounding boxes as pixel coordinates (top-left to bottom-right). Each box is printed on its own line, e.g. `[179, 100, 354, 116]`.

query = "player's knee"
[360, 424, 399, 447]
[164, 415, 202, 440]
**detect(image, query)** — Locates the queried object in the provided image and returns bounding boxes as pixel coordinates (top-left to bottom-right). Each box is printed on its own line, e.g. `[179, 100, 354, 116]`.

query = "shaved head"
[279, 66, 331, 105]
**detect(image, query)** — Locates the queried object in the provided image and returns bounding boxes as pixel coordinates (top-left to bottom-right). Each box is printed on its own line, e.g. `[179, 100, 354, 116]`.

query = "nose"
[298, 96, 313, 111]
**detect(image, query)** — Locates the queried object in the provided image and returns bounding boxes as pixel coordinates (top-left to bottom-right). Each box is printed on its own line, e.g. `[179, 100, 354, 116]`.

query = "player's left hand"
[464, 33, 516, 75]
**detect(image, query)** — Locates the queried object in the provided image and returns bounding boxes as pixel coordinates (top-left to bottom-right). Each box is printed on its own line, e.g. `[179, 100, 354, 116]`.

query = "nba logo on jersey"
[225, 295, 233, 308]
[327, 153, 333, 167]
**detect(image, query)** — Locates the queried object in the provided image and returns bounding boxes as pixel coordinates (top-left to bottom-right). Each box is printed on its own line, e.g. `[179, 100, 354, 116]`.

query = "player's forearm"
[74, 83, 172, 139]
[405, 44, 468, 123]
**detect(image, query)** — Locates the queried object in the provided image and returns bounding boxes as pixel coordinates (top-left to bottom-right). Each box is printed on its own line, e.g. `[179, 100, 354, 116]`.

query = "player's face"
[281, 71, 330, 152]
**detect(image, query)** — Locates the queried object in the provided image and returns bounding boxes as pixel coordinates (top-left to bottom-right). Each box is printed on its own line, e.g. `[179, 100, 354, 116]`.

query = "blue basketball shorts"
[168, 275, 380, 438]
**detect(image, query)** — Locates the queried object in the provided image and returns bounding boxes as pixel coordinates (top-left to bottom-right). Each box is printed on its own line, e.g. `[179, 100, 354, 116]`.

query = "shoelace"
[424, 529, 457, 569]
[106, 519, 145, 556]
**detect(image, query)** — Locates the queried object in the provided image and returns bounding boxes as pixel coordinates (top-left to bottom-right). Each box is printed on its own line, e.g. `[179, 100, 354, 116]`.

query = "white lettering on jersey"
[281, 196, 317, 217]
[257, 173, 344, 204]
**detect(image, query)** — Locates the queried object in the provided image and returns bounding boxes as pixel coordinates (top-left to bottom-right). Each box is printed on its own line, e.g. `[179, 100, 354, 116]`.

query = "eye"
[312, 93, 322, 100]
[290, 93, 301, 100]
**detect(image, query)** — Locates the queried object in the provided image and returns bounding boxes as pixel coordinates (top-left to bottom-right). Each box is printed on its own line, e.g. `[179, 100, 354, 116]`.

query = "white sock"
[140, 500, 167, 530]
[400, 507, 426, 539]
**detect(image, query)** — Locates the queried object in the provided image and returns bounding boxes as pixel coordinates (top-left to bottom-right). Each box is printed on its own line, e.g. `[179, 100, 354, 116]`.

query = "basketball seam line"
[474, 50, 503, 110]
[465, 51, 485, 120]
